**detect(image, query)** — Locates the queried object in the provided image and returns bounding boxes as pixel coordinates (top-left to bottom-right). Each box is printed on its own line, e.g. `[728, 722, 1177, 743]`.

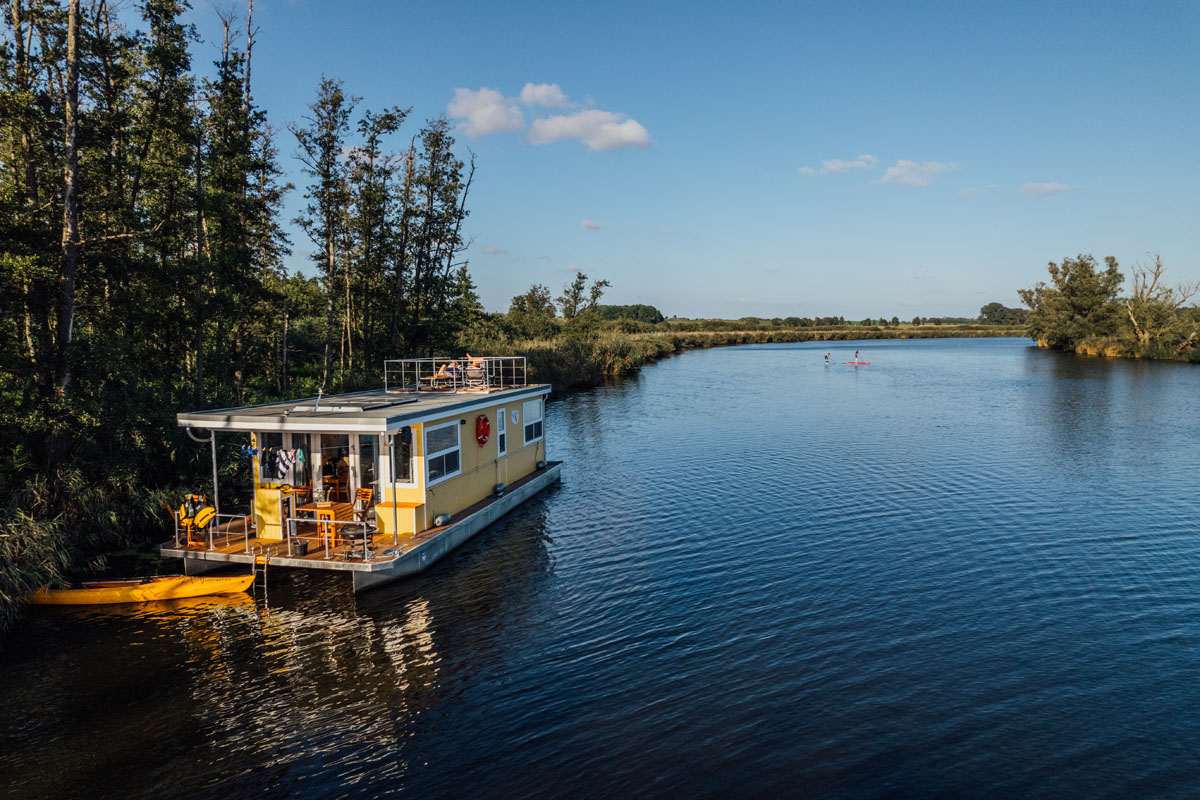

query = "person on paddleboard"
[854, 349, 860, 362]
[824, 352, 830, 364]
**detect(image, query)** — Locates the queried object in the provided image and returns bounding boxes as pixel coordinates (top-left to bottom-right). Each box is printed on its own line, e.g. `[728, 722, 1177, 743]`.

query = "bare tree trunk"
[243, 0, 255, 111]
[193, 113, 207, 407]
[343, 198, 353, 383]
[232, 329, 245, 404]
[390, 141, 415, 353]
[55, 0, 81, 396]
[280, 291, 289, 393]
[12, 0, 50, 378]
[11, 0, 39, 211]
[323, 231, 335, 388]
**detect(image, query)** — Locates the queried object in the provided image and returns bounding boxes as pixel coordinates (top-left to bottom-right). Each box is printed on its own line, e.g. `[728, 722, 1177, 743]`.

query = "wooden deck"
[162, 462, 561, 573]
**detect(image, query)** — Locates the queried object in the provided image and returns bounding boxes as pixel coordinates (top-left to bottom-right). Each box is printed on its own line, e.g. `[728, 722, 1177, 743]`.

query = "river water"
[3, 338, 1199, 799]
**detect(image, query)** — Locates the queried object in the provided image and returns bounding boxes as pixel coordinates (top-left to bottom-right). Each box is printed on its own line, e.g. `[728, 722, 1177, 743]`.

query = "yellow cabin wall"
[412, 400, 546, 525]
[247, 395, 547, 540]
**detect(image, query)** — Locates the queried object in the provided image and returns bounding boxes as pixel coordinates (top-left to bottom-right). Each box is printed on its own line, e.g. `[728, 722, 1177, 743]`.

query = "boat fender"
[475, 414, 490, 446]
[536, 460, 547, 470]
[433, 513, 452, 527]
[493, 482, 506, 496]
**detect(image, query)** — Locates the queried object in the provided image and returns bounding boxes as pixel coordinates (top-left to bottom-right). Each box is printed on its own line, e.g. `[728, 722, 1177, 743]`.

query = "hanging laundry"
[278, 449, 296, 478]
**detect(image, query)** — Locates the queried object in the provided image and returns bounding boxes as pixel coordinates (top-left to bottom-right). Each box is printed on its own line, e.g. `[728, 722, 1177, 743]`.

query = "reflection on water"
[2, 339, 1200, 798]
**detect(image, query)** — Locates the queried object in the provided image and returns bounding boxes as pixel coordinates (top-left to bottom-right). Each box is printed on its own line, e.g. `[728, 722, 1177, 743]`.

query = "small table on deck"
[295, 501, 354, 553]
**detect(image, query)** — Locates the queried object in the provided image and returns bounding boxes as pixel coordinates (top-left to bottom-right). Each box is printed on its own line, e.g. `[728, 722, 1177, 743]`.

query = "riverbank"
[8, 338, 1200, 797]
[0, 325, 1022, 634]
[1038, 335, 1200, 364]
[490, 325, 1026, 391]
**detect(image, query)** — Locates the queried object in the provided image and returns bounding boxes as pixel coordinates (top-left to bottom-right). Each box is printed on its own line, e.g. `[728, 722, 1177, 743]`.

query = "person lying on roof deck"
[464, 353, 486, 368]
[432, 361, 460, 379]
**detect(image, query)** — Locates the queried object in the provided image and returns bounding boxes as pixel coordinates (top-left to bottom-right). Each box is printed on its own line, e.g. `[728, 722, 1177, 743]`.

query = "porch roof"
[177, 384, 550, 434]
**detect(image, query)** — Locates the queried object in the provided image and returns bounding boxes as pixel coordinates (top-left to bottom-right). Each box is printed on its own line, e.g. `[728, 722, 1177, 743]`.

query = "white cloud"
[447, 87, 523, 136]
[529, 109, 651, 151]
[1020, 182, 1072, 196]
[519, 82, 570, 108]
[877, 160, 959, 187]
[798, 154, 877, 176]
[482, 246, 507, 255]
[821, 154, 877, 174]
[581, 219, 603, 229]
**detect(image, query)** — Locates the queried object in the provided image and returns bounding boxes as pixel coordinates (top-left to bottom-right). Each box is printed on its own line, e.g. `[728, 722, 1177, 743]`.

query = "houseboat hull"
[163, 462, 562, 592]
[352, 461, 561, 591]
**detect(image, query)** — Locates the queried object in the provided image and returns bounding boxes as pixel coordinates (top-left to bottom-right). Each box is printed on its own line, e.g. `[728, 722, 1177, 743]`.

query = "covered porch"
[161, 461, 564, 586]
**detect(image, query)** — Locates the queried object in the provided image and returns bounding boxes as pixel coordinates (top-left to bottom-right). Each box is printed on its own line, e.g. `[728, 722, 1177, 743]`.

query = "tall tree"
[1124, 254, 1199, 349]
[292, 77, 355, 388]
[557, 271, 610, 319]
[405, 116, 473, 355]
[1019, 254, 1124, 349]
[54, 0, 80, 399]
[347, 105, 407, 376]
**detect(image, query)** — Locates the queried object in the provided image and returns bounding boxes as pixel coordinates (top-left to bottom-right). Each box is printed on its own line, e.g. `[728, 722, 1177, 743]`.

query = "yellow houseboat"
[162, 357, 561, 591]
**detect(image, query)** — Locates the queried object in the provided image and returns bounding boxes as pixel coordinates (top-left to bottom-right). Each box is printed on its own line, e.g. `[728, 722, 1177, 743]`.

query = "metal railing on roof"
[383, 356, 527, 393]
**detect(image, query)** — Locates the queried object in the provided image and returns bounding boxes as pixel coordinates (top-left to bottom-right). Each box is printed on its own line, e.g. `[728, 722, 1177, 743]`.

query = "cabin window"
[258, 432, 283, 481]
[523, 399, 543, 445]
[497, 408, 507, 456]
[391, 427, 414, 484]
[321, 434, 351, 501]
[358, 435, 378, 502]
[425, 421, 461, 485]
[289, 433, 311, 488]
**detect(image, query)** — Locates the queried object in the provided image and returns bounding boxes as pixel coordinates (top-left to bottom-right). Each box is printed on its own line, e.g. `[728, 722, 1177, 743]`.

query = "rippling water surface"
[4, 338, 1200, 798]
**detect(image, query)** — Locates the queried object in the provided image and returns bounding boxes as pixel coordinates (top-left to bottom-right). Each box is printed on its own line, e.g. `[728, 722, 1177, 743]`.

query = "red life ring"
[475, 414, 490, 446]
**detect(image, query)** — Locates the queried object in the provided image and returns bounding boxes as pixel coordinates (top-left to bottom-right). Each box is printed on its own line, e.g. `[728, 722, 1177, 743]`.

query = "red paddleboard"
[844, 361, 870, 365]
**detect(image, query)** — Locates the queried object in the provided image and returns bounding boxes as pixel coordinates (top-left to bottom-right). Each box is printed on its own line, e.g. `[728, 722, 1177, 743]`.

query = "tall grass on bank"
[0, 469, 175, 631]
[486, 326, 1027, 390]
[1070, 335, 1200, 363]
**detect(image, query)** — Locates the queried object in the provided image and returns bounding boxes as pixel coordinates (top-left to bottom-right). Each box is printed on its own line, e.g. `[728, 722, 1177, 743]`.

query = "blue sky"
[180, 0, 1199, 318]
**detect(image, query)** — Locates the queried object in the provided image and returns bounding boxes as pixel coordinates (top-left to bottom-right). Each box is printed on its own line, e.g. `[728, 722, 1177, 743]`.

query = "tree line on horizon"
[562, 305, 1027, 333]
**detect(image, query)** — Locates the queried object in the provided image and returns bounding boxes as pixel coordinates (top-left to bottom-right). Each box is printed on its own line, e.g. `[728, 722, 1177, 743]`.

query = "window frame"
[497, 407, 507, 457]
[424, 420, 462, 486]
[389, 427, 417, 487]
[522, 399, 543, 446]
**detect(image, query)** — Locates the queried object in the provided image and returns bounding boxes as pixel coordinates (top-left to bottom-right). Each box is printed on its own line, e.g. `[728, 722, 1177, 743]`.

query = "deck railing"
[286, 516, 377, 561]
[172, 510, 253, 551]
[384, 356, 527, 393]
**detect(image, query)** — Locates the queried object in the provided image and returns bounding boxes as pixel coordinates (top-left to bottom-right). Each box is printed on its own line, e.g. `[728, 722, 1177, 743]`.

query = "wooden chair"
[354, 487, 375, 522]
[291, 483, 313, 503]
[323, 470, 349, 502]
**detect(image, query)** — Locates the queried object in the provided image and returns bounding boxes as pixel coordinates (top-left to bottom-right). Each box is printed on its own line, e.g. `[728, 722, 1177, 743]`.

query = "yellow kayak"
[28, 574, 255, 605]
